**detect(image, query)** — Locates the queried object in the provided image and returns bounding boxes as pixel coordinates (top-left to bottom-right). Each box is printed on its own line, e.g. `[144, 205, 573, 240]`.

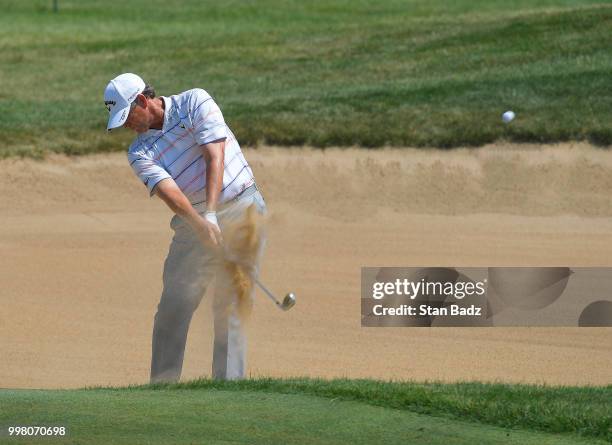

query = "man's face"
[123, 95, 150, 133]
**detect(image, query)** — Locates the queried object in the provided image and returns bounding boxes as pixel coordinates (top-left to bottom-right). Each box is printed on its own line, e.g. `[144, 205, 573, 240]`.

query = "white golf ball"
[502, 111, 515, 123]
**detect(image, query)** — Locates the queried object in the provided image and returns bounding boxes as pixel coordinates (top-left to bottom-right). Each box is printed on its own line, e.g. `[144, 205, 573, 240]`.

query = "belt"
[230, 183, 258, 202]
[192, 183, 259, 214]
[217, 183, 258, 210]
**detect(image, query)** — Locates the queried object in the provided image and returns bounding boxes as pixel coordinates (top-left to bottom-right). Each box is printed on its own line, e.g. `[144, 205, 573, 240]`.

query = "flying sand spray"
[221, 204, 296, 317]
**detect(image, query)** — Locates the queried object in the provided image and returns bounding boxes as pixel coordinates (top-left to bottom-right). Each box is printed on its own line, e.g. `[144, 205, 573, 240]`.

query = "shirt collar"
[160, 96, 173, 133]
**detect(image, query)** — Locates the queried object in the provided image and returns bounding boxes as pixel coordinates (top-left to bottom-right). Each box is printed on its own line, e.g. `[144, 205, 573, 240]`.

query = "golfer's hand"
[196, 212, 223, 247]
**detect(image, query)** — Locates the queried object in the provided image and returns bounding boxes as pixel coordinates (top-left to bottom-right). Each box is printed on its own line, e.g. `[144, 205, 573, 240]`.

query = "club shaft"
[254, 277, 281, 306]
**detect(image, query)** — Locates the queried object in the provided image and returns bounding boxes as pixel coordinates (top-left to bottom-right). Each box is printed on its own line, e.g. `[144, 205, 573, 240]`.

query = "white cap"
[104, 73, 145, 131]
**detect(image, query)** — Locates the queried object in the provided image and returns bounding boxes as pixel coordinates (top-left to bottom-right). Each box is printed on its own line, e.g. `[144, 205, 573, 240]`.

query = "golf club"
[254, 277, 296, 311]
[222, 247, 296, 311]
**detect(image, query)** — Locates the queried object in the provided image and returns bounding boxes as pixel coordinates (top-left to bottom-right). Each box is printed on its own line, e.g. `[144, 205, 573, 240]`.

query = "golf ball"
[502, 110, 515, 123]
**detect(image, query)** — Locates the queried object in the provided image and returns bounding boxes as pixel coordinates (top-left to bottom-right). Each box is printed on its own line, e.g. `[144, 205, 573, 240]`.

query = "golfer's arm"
[153, 179, 203, 229]
[202, 139, 225, 213]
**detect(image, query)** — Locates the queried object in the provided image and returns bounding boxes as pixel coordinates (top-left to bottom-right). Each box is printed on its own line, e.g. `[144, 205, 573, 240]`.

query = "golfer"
[103, 73, 266, 382]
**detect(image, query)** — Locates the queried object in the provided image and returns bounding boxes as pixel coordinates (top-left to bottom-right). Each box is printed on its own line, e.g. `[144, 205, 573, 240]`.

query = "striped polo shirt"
[127, 88, 255, 211]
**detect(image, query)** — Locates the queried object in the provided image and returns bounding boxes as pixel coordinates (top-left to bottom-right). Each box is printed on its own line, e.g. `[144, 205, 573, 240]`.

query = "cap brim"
[106, 105, 130, 131]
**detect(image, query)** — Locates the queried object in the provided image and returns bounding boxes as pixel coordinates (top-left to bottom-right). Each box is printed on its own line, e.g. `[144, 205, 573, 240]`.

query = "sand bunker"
[1, 143, 612, 389]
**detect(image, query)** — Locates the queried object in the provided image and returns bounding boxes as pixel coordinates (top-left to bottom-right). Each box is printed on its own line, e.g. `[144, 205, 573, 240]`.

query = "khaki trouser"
[150, 188, 266, 383]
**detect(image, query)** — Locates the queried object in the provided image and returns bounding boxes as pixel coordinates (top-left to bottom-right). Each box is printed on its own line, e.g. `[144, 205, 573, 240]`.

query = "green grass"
[1, 378, 610, 444]
[1, 0, 612, 156]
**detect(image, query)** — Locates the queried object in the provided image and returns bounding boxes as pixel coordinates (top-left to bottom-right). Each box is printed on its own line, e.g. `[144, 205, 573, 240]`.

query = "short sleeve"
[189, 89, 227, 145]
[128, 148, 172, 196]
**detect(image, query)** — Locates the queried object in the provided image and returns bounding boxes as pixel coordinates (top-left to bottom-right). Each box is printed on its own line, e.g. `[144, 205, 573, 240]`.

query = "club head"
[280, 293, 296, 311]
